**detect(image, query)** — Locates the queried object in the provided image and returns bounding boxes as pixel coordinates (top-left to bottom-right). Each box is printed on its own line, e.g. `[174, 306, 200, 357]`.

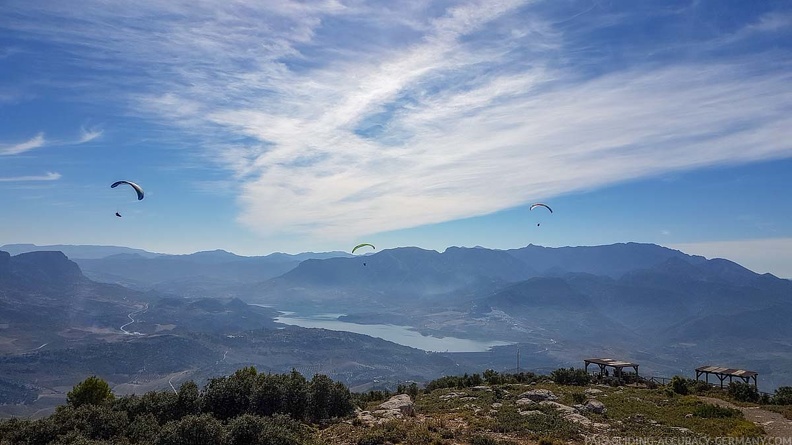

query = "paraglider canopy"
[111, 181, 144, 200]
[352, 243, 375, 254]
[529, 203, 552, 213]
[530, 203, 552, 227]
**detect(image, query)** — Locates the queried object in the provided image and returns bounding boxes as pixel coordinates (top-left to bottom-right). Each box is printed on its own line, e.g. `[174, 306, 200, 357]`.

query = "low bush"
[550, 368, 590, 386]
[728, 382, 759, 403]
[693, 403, 739, 418]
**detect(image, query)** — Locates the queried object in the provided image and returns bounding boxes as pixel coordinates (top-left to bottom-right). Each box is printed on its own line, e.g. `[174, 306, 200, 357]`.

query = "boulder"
[565, 413, 593, 426]
[376, 394, 415, 417]
[515, 398, 537, 407]
[539, 401, 576, 414]
[518, 389, 558, 401]
[584, 388, 604, 395]
[519, 410, 545, 416]
[581, 399, 607, 414]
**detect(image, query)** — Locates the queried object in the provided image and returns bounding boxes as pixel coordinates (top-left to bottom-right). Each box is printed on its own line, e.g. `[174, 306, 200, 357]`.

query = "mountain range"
[0, 241, 790, 418]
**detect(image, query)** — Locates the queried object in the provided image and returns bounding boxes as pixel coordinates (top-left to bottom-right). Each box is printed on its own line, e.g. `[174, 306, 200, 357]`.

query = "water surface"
[274, 312, 512, 353]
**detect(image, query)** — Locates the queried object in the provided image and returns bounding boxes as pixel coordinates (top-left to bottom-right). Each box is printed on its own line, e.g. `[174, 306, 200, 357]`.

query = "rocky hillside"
[4, 366, 788, 444]
[322, 382, 779, 444]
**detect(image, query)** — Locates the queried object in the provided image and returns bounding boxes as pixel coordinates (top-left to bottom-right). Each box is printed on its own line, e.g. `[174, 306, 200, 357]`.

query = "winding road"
[120, 303, 148, 335]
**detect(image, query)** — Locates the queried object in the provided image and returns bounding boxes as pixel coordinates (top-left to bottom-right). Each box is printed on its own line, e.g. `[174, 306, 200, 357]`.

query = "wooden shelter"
[695, 366, 757, 388]
[584, 358, 639, 380]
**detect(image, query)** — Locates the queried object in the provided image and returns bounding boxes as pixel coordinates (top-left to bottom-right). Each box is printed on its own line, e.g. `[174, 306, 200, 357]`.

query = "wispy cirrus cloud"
[0, 133, 46, 156]
[0, 172, 61, 182]
[0, 127, 102, 156]
[78, 127, 103, 143]
[3, 0, 791, 241]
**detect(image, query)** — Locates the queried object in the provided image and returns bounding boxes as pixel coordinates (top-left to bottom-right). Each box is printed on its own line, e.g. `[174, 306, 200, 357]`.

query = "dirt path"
[699, 396, 792, 438]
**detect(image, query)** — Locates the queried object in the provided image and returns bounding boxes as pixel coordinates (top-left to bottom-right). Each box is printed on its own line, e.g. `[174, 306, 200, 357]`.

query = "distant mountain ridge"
[506, 242, 707, 278]
[0, 244, 350, 296]
[237, 242, 792, 389]
[0, 244, 162, 259]
[1, 240, 792, 408]
[245, 242, 726, 307]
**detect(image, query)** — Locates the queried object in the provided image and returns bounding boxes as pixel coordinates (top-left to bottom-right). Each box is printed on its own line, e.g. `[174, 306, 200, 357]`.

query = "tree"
[176, 381, 201, 418]
[281, 369, 308, 420]
[728, 382, 759, 403]
[67, 376, 115, 408]
[483, 369, 501, 385]
[156, 414, 227, 445]
[550, 368, 591, 386]
[202, 367, 258, 420]
[328, 381, 355, 419]
[250, 373, 285, 417]
[307, 374, 333, 422]
[127, 413, 161, 444]
[52, 404, 128, 441]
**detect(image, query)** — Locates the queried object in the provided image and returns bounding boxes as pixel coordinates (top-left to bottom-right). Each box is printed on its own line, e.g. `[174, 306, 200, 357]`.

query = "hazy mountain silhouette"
[250, 246, 538, 307]
[506, 242, 706, 277]
[74, 249, 349, 296]
[0, 244, 161, 259]
[2, 241, 791, 410]
[0, 250, 143, 354]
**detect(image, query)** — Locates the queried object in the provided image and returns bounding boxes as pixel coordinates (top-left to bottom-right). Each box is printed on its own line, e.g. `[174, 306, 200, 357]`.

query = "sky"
[1, 0, 791, 276]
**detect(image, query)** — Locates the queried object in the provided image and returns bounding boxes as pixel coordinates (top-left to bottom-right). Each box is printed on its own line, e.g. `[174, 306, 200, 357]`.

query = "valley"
[1, 242, 790, 419]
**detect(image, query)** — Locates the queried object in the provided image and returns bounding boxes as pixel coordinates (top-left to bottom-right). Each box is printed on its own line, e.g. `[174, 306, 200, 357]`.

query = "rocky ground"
[318, 382, 777, 444]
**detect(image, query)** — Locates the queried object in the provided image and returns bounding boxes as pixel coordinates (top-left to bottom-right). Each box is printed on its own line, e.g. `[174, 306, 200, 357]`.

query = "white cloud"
[671, 238, 792, 279]
[78, 127, 103, 143]
[0, 172, 61, 182]
[0, 133, 46, 156]
[0, 127, 104, 156]
[3, 0, 791, 243]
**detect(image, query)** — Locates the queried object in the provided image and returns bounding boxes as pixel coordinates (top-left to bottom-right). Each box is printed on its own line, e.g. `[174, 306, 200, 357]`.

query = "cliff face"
[6, 251, 85, 287]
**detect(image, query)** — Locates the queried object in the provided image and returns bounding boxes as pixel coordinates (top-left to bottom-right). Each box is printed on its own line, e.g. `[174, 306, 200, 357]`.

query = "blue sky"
[1, 0, 791, 275]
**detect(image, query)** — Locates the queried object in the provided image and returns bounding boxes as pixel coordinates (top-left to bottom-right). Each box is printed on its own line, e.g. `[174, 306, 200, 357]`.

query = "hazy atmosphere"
[2, 2, 792, 442]
[2, 0, 791, 276]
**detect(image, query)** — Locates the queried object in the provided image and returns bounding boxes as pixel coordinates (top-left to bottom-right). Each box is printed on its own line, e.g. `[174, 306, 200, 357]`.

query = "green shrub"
[67, 376, 115, 408]
[357, 420, 408, 445]
[228, 413, 309, 445]
[772, 386, 792, 405]
[127, 413, 160, 443]
[571, 392, 586, 404]
[728, 382, 759, 403]
[689, 379, 711, 394]
[397, 382, 420, 400]
[670, 376, 689, 395]
[550, 368, 590, 386]
[693, 403, 740, 418]
[156, 414, 227, 445]
[469, 435, 517, 445]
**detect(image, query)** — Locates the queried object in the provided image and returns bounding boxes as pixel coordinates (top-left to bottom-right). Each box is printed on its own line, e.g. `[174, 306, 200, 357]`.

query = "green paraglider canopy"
[352, 243, 375, 254]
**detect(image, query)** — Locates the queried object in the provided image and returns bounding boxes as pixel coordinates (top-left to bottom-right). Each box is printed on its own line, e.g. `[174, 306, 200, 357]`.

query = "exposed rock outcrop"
[518, 389, 558, 402]
[374, 394, 415, 418]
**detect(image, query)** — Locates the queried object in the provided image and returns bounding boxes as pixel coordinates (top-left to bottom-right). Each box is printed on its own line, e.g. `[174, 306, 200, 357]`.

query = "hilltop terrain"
[1, 242, 791, 419]
[2, 367, 790, 444]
